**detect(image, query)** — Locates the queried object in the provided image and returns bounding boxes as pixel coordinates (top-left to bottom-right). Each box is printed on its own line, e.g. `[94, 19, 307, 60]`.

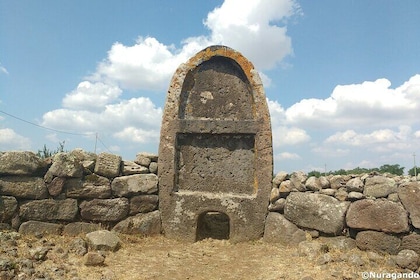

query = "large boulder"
[111, 174, 158, 197]
[19, 221, 63, 235]
[80, 198, 129, 222]
[0, 151, 44, 175]
[398, 181, 420, 229]
[86, 230, 121, 252]
[401, 233, 420, 255]
[356, 230, 401, 255]
[113, 210, 162, 235]
[129, 195, 159, 214]
[284, 192, 350, 235]
[263, 212, 306, 245]
[363, 175, 397, 198]
[65, 175, 111, 198]
[0, 177, 48, 199]
[19, 199, 78, 221]
[47, 152, 83, 178]
[94, 153, 121, 178]
[346, 199, 409, 233]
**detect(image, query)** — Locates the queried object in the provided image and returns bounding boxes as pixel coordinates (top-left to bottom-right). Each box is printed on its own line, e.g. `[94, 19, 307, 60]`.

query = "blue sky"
[1, 0, 420, 174]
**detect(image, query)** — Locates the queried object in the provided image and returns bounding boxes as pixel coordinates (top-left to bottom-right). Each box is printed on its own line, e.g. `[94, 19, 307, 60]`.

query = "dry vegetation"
[1, 232, 410, 280]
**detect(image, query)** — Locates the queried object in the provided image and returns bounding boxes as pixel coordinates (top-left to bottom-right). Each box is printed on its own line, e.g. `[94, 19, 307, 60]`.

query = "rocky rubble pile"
[0, 150, 161, 236]
[265, 170, 420, 270]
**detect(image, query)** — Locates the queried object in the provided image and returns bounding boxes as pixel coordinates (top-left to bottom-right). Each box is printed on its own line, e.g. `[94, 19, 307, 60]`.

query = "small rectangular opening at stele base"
[196, 211, 230, 241]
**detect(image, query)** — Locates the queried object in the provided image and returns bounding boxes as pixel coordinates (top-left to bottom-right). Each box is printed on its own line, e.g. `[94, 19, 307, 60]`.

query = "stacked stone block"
[0, 150, 161, 236]
[266, 171, 420, 256]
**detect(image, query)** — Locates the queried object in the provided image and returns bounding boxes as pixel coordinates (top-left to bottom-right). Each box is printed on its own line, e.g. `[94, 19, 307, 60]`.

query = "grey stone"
[356, 230, 401, 254]
[0, 196, 17, 222]
[329, 175, 346, 189]
[148, 162, 158, 174]
[318, 236, 356, 251]
[364, 175, 397, 198]
[263, 212, 306, 245]
[284, 192, 350, 235]
[346, 177, 364, 192]
[319, 176, 330, 189]
[319, 188, 336, 196]
[398, 181, 420, 229]
[0, 176, 48, 199]
[19, 199, 78, 222]
[347, 253, 366, 266]
[113, 210, 161, 235]
[0, 151, 44, 175]
[268, 198, 286, 213]
[66, 175, 111, 198]
[269, 187, 280, 203]
[135, 152, 158, 165]
[305, 176, 321, 191]
[80, 198, 129, 222]
[84, 252, 105, 266]
[401, 233, 420, 255]
[47, 176, 65, 196]
[387, 192, 400, 202]
[19, 221, 63, 236]
[391, 249, 419, 271]
[347, 191, 365, 201]
[48, 152, 83, 178]
[86, 230, 121, 251]
[129, 195, 159, 214]
[94, 152, 121, 178]
[111, 174, 158, 197]
[158, 46, 272, 243]
[29, 246, 51, 261]
[290, 171, 307, 191]
[63, 222, 102, 236]
[272, 171, 288, 186]
[279, 180, 293, 197]
[122, 160, 149, 175]
[334, 187, 348, 201]
[346, 199, 409, 233]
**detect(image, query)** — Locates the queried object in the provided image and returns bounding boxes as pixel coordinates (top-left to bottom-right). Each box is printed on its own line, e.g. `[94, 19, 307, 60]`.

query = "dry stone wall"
[266, 170, 420, 256]
[0, 150, 161, 237]
[1, 150, 420, 258]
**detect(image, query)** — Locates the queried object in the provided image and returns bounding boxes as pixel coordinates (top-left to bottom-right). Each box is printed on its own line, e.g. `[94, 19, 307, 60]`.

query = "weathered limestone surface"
[346, 199, 409, 233]
[94, 153, 122, 178]
[284, 192, 350, 235]
[0, 151, 44, 175]
[18, 221, 63, 236]
[80, 198, 129, 222]
[363, 176, 397, 198]
[113, 210, 161, 235]
[19, 199, 78, 221]
[0, 177, 48, 199]
[129, 195, 159, 215]
[65, 176, 111, 199]
[263, 212, 306, 245]
[398, 181, 420, 229]
[356, 230, 401, 254]
[47, 153, 83, 178]
[111, 174, 158, 197]
[86, 230, 121, 252]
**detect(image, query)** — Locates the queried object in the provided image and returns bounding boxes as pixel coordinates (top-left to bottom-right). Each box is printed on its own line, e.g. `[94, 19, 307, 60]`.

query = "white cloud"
[113, 126, 160, 144]
[276, 152, 301, 160]
[205, 0, 299, 70]
[285, 75, 420, 129]
[63, 81, 122, 110]
[0, 128, 31, 150]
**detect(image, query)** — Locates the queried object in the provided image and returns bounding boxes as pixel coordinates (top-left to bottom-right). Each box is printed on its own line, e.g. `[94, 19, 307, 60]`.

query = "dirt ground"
[3, 232, 410, 280]
[72, 235, 404, 280]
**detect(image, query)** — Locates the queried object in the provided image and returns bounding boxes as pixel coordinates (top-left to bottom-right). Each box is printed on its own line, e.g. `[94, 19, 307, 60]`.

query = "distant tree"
[408, 166, 418, 177]
[308, 170, 322, 178]
[379, 164, 404, 176]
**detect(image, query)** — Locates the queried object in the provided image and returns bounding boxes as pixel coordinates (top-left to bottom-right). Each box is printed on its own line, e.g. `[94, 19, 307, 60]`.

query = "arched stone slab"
[158, 45, 273, 243]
